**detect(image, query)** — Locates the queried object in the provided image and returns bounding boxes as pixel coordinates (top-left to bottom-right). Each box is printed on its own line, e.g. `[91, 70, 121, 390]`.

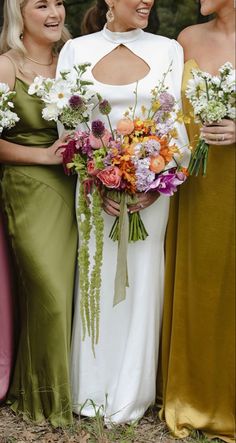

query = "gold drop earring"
[106, 6, 114, 23]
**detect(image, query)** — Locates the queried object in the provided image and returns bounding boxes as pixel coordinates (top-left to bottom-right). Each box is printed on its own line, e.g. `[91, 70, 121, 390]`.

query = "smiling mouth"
[45, 23, 60, 28]
[136, 8, 151, 17]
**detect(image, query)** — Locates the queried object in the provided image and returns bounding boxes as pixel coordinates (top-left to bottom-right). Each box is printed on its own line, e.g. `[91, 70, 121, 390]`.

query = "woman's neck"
[23, 39, 54, 65]
[213, 6, 235, 36]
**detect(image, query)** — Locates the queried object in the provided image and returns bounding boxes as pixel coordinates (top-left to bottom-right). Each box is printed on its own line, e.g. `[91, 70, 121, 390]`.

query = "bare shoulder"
[178, 23, 210, 45]
[177, 23, 210, 60]
[0, 50, 16, 88]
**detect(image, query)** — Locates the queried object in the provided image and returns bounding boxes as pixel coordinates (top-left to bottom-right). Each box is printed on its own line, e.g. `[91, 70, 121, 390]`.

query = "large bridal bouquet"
[186, 62, 236, 176]
[62, 69, 189, 351]
[0, 83, 19, 135]
[28, 63, 94, 129]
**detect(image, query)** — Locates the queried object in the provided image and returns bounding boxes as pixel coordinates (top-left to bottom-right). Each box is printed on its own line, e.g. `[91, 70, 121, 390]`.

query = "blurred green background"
[0, 0, 207, 38]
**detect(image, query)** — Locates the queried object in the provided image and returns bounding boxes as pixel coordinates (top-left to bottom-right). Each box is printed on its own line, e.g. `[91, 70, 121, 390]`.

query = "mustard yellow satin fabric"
[159, 60, 235, 442]
[1, 78, 77, 426]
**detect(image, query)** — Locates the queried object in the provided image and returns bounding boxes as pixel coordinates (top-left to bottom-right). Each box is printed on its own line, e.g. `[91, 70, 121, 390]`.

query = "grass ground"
[0, 405, 224, 443]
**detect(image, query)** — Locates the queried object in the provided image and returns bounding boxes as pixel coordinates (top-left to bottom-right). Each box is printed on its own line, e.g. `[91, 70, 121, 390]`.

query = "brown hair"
[81, 0, 160, 36]
[81, 0, 108, 35]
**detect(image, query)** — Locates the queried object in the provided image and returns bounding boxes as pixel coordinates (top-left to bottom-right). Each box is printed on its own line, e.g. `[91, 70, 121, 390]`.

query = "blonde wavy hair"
[0, 0, 71, 55]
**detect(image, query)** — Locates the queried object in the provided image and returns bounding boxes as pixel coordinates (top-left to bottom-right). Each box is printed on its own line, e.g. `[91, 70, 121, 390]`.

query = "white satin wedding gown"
[57, 25, 189, 424]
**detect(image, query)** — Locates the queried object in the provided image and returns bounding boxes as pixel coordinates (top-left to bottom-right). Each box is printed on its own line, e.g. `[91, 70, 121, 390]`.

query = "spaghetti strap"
[1, 54, 17, 76]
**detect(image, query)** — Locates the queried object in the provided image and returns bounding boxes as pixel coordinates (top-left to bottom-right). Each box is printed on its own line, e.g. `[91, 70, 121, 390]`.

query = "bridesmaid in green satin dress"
[159, 1, 235, 441]
[0, 0, 77, 426]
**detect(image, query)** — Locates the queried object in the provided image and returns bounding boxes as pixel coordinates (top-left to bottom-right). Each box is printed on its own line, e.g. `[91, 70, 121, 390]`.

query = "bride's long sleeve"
[56, 39, 76, 75]
[169, 40, 190, 168]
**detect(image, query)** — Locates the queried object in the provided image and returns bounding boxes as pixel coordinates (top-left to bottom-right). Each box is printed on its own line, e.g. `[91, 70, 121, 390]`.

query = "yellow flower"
[176, 110, 186, 123]
[151, 100, 161, 113]
[170, 128, 179, 138]
[184, 115, 191, 124]
[135, 119, 144, 127]
[131, 135, 138, 142]
[141, 105, 147, 116]
[66, 162, 74, 169]
[170, 144, 180, 154]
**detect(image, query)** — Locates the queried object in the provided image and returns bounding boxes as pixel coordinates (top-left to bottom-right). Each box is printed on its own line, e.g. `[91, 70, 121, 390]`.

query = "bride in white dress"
[57, 0, 188, 424]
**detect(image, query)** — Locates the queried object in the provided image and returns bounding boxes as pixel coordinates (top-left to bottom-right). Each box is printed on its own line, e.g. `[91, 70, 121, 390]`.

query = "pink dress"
[0, 212, 14, 402]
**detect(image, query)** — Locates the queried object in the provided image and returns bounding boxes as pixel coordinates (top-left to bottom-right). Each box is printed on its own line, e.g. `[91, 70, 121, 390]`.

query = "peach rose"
[89, 129, 111, 149]
[116, 118, 135, 136]
[149, 155, 165, 173]
[97, 166, 121, 189]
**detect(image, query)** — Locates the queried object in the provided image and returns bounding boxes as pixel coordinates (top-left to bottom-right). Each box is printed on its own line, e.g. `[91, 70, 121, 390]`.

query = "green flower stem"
[202, 142, 209, 176]
[109, 211, 148, 242]
[132, 81, 139, 120]
[106, 114, 115, 139]
[188, 139, 209, 176]
[109, 217, 119, 241]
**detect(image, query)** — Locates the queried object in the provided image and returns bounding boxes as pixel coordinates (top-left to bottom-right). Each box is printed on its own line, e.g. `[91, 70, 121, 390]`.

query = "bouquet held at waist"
[186, 62, 236, 176]
[28, 63, 95, 129]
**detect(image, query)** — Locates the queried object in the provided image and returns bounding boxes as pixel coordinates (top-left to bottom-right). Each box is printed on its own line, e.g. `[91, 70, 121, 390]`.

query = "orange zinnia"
[119, 158, 137, 193]
[159, 137, 173, 163]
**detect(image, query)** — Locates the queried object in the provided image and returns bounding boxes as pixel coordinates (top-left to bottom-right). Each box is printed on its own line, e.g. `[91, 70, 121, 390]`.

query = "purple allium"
[91, 119, 105, 138]
[69, 94, 85, 111]
[159, 92, 175, 112]
[99, 99, 112, 115]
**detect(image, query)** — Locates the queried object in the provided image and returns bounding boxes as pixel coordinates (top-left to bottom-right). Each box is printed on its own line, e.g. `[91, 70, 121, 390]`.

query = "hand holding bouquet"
[186, 62, 236, 176]
[0, 83, 19, 135]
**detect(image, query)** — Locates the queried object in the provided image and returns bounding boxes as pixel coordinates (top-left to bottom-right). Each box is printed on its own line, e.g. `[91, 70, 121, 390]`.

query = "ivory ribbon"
[113, 193, 129, 306]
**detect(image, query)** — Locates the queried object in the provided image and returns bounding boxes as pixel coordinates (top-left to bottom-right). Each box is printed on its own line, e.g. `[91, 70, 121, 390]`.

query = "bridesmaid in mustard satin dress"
[0, 0, 77, 425]
[159, 1, 235, 442]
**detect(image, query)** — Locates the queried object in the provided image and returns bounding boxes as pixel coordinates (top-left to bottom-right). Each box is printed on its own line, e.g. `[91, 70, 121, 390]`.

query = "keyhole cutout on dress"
[92, 45, 151, 86]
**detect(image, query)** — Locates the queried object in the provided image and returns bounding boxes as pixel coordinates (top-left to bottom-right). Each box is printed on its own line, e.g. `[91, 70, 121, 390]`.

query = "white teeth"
[137, 9, 149, 14]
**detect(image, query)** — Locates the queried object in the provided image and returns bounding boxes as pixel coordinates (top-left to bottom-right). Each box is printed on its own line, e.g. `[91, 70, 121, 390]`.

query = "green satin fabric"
[1, 78, 77, 426]
[2, 77, 57, 147]
[159, 60, 235, 442]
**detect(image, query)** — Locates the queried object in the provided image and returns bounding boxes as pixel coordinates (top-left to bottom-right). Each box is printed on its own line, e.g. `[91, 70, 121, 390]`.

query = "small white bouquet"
[186, 62, 236, 175]
[28, 63, 95, 130]
[0, 83, 19, 135]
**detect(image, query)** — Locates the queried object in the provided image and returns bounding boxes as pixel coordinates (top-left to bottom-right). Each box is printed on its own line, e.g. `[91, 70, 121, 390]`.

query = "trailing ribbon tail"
[113, 194, 129, 306]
